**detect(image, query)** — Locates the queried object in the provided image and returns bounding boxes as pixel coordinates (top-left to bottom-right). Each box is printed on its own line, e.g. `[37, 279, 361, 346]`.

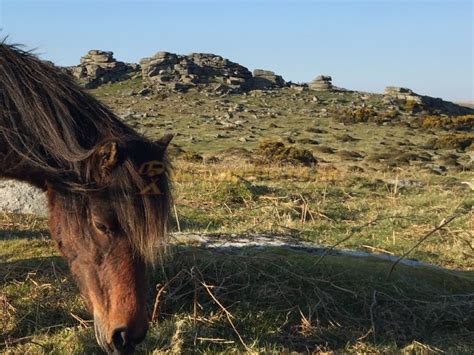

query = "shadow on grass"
[149, 246, 474, 353]
[1, 247, 474, 353]
[0, 228, 50, 240]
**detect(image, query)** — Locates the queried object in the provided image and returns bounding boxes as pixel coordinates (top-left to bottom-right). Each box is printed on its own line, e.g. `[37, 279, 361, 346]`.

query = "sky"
[0, 0, 472, 101]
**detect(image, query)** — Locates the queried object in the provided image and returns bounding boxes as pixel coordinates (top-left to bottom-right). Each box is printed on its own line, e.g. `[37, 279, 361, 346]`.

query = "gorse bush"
[422, 114, 474, 131]
[335, 107, 379, 124]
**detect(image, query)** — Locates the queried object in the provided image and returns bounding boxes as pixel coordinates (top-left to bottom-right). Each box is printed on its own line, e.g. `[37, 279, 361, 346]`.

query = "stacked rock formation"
[67, 49, 287, 93]
[71, 50, 139, 89]
[251, 69, 286, 90]
[140, 52, 255, 93]
[309, 75, 333, 91]
[383, 87, 423, 104]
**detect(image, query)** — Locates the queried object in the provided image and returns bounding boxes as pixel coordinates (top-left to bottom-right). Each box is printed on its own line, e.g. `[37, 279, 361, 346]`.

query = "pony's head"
[47, 135, 172, 354]
[0, 42, 173, 354]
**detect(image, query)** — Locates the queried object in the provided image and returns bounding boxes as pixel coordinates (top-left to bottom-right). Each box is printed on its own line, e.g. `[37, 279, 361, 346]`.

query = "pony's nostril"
[111, 326, 134, 352]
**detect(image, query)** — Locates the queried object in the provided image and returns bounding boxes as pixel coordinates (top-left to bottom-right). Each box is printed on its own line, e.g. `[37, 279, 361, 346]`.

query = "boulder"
[71, 50, 139, 89]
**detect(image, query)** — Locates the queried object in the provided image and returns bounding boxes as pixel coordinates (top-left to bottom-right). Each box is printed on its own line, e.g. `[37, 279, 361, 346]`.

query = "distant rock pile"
[252, 69, 286, 90]
[309, 75, 333, 91]
[71, 50, 139, 88]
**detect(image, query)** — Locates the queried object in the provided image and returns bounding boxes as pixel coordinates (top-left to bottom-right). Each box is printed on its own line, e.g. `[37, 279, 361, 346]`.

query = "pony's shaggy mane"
[0, 41, 171, 264]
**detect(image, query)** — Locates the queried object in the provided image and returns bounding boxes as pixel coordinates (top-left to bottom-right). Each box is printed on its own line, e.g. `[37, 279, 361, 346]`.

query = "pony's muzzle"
[108, 325, 147, 355]
[94, 316, 144, 355]
[109, 326, 135, 354]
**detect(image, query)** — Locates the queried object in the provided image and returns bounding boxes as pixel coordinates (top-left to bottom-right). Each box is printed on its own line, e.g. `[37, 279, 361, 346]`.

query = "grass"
[1, 82, 473, 353]
[171, 160, 473, 269]
[1, 238, 473, 354]
[1, 159, 473, 353]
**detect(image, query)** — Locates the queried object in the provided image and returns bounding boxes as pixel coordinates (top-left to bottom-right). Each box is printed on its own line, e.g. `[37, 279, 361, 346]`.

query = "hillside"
[1, 49, 473, 354]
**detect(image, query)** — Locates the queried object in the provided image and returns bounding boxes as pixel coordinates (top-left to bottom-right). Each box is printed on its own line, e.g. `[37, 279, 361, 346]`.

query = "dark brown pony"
[0, 42, 172, 354]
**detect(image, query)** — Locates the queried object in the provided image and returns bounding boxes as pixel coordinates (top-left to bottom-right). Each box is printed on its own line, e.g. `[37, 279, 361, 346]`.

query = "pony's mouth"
[94, 315, 112, 354]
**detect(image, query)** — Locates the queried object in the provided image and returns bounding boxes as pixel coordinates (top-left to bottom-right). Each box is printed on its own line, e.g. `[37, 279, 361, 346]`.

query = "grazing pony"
[0, 43, 172, 354]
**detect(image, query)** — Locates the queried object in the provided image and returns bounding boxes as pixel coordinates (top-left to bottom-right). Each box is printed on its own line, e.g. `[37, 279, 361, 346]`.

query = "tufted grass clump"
[181, 151, 204, 162]
[255, 140, 317, 166]
[211, 174, 270, 206]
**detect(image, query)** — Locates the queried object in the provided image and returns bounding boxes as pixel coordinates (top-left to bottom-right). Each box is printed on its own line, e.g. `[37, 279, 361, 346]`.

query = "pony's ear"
[155, 134, 174, 150]
[91, 141, 119, 182]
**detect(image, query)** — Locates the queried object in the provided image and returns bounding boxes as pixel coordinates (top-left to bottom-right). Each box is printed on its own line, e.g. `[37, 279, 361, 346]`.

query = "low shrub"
[426, 133, 474, 150]
[422, 114, 474, 131]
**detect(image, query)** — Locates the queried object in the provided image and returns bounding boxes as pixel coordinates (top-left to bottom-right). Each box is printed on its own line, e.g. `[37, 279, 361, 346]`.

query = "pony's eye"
[94, 221, 109, 234]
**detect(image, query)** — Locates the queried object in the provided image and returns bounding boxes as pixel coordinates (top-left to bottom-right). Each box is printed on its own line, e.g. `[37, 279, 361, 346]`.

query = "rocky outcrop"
[140, 52, 287, 93]
[251, 69, 286, 90]
[71, 50, 139, 89]
[384, 86, 473, 115]
[140, 52, 254, 93]
[309, 75, 333, 91]
[67, 49, 288, 93]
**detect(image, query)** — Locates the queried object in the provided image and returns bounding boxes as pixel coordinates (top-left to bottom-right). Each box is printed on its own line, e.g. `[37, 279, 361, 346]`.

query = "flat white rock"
[0, 180, 48, 218]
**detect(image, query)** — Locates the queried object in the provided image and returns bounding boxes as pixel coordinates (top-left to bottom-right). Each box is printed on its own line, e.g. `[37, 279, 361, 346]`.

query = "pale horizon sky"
[1, 0, 473, 101]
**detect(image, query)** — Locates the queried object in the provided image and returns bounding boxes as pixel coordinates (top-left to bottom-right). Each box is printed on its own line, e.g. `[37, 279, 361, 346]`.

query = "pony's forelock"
[0, 42, 171, 264]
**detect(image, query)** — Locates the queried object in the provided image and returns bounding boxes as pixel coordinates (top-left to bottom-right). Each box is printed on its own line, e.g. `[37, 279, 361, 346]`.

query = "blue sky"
[1, 0, 472, 101]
